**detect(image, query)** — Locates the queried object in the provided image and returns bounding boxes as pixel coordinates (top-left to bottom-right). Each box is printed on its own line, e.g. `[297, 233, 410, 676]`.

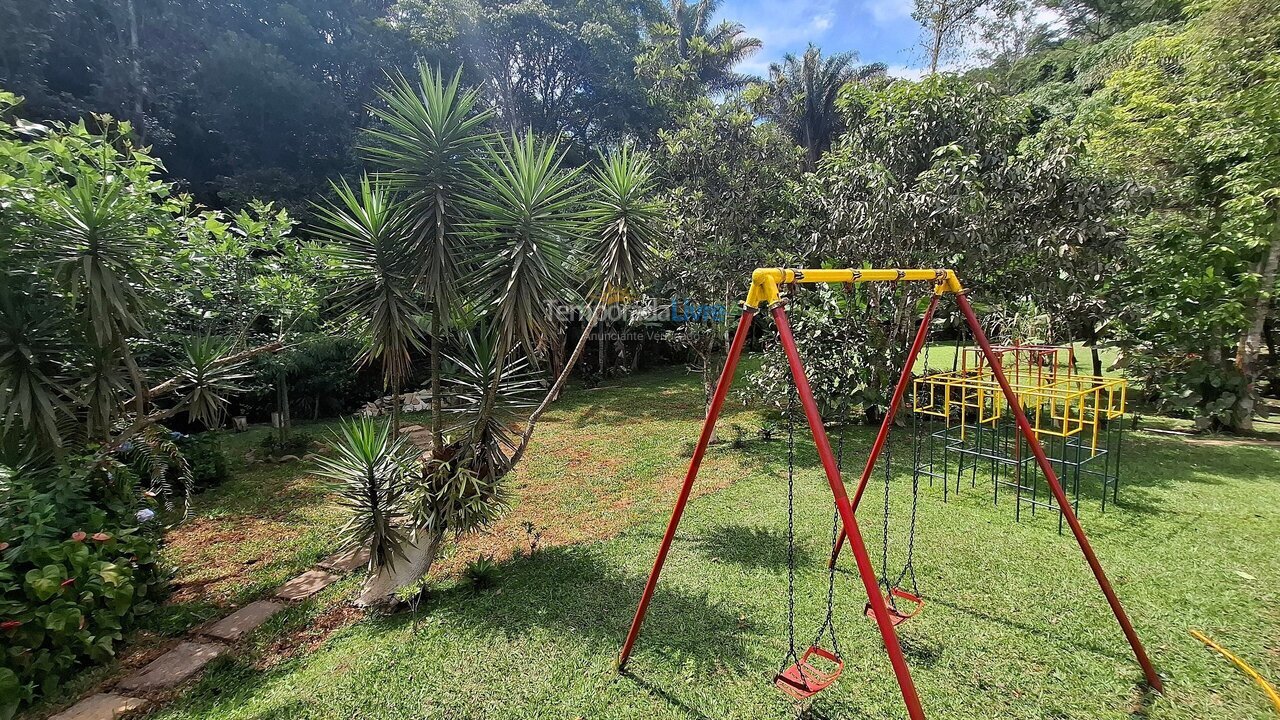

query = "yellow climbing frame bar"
[745, 268, 964, 308]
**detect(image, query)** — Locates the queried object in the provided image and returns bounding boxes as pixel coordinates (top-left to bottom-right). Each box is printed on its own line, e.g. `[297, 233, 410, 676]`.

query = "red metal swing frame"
[615, 268, 1162, 719]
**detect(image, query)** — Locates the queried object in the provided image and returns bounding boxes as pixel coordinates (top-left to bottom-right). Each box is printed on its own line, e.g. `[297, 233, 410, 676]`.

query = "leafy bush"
[757, 418, 779, 442]
[462, 555, 502, 592]
[0, 464, 168, 716]
[258, 431, 317, 458]
[178, 433, 230, 491]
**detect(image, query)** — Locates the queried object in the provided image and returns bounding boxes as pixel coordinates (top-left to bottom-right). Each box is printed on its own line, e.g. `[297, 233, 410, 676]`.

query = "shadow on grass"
[691, 524, 816, 569]
[618, 669, 718, 720]
[926, 595, 1137, 666]
[414, 544, 751, 670]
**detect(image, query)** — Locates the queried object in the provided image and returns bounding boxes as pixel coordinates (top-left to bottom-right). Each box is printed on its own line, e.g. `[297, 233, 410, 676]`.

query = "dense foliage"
[0, 90, 282, 711]
[2, 0, 1279, 708]
[1085, 0, 1280, 429]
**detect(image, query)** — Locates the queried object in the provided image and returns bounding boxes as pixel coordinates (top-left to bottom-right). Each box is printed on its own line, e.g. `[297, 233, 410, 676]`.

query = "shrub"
[757, 418, 779, 442]
[178, 433, 229, 491]
[0, 464, 168, 716]
[258, 430, 318, 458]
[463, 555, 501, 592]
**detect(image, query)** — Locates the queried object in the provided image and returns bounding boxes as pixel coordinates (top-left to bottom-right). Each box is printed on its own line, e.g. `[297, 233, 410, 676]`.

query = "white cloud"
[739, 0, 838, 50]
[866, 0, 913, 24]
[885, 64, 927, 80]
[737, 56, 773, 77]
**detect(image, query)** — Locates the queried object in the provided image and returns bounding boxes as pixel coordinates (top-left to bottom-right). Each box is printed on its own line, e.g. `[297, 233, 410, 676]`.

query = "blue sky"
[717, 0, 935, 79]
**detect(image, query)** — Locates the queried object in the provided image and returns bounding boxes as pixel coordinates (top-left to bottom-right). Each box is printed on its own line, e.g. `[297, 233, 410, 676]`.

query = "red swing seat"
[864, 586, 924, 627]
[774, 645, 844, 700]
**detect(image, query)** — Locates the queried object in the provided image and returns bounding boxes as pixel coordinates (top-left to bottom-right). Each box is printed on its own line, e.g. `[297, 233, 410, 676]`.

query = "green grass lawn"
[130, 363, 1280, 719]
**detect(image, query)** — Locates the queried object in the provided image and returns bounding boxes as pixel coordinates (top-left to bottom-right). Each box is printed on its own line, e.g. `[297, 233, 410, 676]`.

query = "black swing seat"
[774, 645, 844, 700]
[864, 586, 924, 627]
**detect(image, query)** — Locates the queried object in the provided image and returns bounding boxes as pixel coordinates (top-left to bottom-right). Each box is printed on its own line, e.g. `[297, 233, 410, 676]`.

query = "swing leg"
[617, 308, 756, 670]
[831, 293, 941, 568]
[954, 291, 1164, 693]
[774, 306, 927, 720]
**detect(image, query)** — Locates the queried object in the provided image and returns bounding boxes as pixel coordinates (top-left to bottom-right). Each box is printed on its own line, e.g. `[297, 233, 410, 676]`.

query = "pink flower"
[0, 621, 21, 632]
[60, 578, 76, 588]
[92, 532, 111, 542]
[71, 531, 87, 542]
[0, 542, 9, 551]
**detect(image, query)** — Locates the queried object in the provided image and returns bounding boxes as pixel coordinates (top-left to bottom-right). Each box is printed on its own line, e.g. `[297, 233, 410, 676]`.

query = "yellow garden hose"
[1190, 630, 1280, 714]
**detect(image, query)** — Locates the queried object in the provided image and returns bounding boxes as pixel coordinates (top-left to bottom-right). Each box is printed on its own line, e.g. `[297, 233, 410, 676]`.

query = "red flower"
[0, 621, 20, 631]
[92, 532, 111, 542]
[71, 531, 87, 542]
[60, 578, 76, 588]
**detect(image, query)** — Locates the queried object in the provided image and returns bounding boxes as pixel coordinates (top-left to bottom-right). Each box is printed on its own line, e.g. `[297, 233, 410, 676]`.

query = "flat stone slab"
[117, 642, 226, 691]
[318, 546, 370, 573]
[50, 693, 149, 720]
[274, 568, 340, 601]
[202, 600, 286, 642]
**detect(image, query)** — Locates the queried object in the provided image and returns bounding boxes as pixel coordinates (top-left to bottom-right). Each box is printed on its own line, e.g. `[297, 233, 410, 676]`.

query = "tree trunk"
[356, 529, 443, 606]
[276, 369, 291, 443]
[597, 318, 606, 375]
[508, 301, 606, 468]
[390, 375, 402, 437]
[125, 0, 146, 143]
[929, 30, 943, 74]
[1233, 214, 1280, 431]
[431, 313, 444, 452]
[1091, 346, 1103, 379]
[431, 190, 447, 452]
[1264, 316, 1277, 362]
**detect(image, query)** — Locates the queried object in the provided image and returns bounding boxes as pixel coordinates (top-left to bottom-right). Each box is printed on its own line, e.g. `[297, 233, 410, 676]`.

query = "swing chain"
[779, 376, 802, 676]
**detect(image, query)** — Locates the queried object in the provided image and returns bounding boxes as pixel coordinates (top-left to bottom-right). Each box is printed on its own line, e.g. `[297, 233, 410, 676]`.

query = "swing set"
[616, 268, 1163, 719]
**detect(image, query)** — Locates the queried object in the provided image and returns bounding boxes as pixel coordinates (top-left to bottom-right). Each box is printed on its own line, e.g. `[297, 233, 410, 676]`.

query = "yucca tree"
[362, 65, 493, 451]
[311, 417, 419, 604]
[510, 145, 663, 465]
[465, 130, 589, 433]
[35, 167, 172, 427]
[752, 45, 887, 169]
[313, 176, 424, 435]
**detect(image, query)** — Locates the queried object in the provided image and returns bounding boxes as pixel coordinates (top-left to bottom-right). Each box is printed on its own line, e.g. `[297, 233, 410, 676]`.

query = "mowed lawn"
[140, 363, 1277, 720]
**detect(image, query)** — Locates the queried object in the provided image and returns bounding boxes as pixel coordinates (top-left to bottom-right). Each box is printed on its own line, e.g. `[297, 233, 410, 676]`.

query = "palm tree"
[652, 0, 763, 92]
[362, 65, 493, 452]
[752, 45, 887, 169]
[312, 176, 424, 436]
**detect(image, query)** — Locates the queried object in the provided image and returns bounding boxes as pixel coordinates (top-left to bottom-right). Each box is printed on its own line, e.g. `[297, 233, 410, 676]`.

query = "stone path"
[49, 547, 365, 719]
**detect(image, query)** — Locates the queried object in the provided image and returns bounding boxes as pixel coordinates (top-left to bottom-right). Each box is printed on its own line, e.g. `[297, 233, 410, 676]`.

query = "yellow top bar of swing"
[744, 267, 965, 308]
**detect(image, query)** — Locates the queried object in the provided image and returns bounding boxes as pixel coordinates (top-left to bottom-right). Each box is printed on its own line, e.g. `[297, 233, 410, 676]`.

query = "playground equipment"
[616, 268, 1162, 719]
[911, 343, 1129, 530]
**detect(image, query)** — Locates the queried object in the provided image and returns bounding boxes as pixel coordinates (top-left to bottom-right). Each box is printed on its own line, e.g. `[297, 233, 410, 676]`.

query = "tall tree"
[1044, 0, 1185, 39]
[635, 0, 762, 110]
[653, 99, 802, 410]
[914, 0, 991, 73]
[363, 65, 493, 451]
[1085, 0, 1280, 431]
[0, 0, 416, 211]
[748, 45, 886, 170]
[387, 0, 658, 154]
